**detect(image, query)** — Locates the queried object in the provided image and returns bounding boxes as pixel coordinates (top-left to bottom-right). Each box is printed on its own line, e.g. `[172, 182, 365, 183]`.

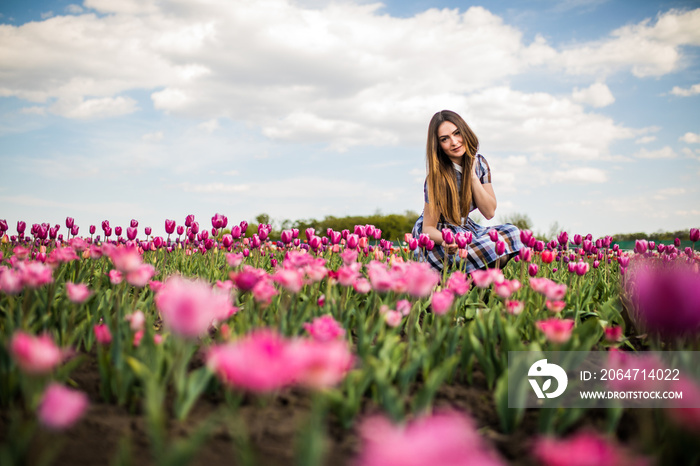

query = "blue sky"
[1, 0, 699, 239]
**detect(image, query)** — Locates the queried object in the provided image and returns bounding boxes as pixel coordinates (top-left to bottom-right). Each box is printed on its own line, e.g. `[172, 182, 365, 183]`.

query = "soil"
[2, 350, 647, 466]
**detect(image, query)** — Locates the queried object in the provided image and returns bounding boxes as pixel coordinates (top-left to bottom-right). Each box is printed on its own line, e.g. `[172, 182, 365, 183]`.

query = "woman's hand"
[444, 242, 458, 255]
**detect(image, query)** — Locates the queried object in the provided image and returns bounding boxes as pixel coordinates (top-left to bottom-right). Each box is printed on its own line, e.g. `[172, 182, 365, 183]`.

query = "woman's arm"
[470, 161, 497, 219]
[422, 202, 458, 254]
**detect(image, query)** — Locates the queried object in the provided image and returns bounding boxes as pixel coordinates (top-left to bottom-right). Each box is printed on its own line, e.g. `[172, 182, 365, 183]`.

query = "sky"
[1, 0, 699, 240]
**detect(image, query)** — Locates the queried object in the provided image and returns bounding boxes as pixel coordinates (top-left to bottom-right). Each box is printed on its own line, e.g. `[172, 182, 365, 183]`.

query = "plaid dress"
[412, 154, 523, 272]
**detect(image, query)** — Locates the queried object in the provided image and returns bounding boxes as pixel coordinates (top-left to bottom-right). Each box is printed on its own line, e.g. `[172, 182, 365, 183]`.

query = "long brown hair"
[426, 110, 479, 225]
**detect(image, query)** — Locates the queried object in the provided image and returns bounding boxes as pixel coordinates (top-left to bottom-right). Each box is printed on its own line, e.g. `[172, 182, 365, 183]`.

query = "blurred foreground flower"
[533, 431, 649, 466]
[625, 260, 700, 338]
[355, 410, 504, 466]
[155, 276, 236, 339]
[10, 331, 63, 374]
[303, 315, 345, 342]
[38, 383, 89, 430]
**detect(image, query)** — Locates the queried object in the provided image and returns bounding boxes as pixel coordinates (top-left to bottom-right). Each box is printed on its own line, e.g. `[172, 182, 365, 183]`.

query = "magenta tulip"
[557, 231, 569, 248]
[38, 383, 89, 430]
[17, 221, 26, 234]
[528, 263, 539, 277]
[185, 214, 195, 227]
[115, 226, 122, 237]
[165, 219, 176, 235]
[441, 229, 454, 245]
[488, 229, 498, 242]
[691, 228, 700, 243]
[65, 217, 75, 229]
[126, 227, 137, 241]
[496, 240, 506, 255]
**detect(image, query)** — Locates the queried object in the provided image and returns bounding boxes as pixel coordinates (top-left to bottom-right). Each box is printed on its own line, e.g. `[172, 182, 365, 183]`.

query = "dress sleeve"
[477, 154, 491, 184]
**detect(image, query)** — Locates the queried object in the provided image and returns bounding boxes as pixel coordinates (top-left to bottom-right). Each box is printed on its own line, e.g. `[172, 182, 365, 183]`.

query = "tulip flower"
[93, 324, 112, 345]
[441, 229, 455, 245]
[305, 228, 316, 240]
[519, 248, 532, 262]
[691, 228, 700, 243]
[575, 261, 589, 276]
[10, 331, 63, 374]
[431, 290, 454, 315]
[496, 240, 506, 255]
[572, 233, 582, 245]
[536, 318, 575, 343]
[488, 229, 498, 242]
[156, 276, 235, 338]
[447, 271, 470, 295]
[541, 250, 555, 264]
[533, 431, 648, 466]
[356, 411, 504, 466]
[65, 217, 75, 229]
[144, 227, 152, 236]
[17, 221, 26, 235]
[634, 239, 648, 254]
[37, 384, 89, 430]
[604, 326, 623, 342]
[555, 232, 567, 249]
[675, 237, 681, 247]
[545, 300, 566, 313]
[66, 282, 92, 303]
[303, 315, 346, 342]
[528, 263, 539, 277]
[505, 300, 524, 315]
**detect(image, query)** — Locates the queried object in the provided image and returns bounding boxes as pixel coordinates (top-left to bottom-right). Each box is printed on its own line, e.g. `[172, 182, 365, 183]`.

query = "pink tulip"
[37, 383, 88, 430]
[93, 324, 112, 345]
[280, 229, 293, 244]
[603, 326, 623, 342]
[471, 269, 503, 289]
[625, 260, 700, 338]
[126, 226, 137, 241]
[303, 315, 345, 342]
[289, 338, 354, 389]
[403, 262, 440, 298]
[337, 263, 362, 287]
[66, 282, 92, 303]
[16, 261, 54, 288]
[108, 246, 142, 273]
[691, 228, 700, 243]
[155, 276, 235, 338]
[541, 250, 555, 264]
[505, 300, 524, 315]
[273, 268, 304, 293]
[10, 331, 63, 374]
[252, 278, 278, 306]
[520, 229, 533, 244]
[108, 269, 123, 285]
[126, 310, 146, 331]
[533, 431, 647, 466]
[384, 310, 402, 327]
[536, 318, 574, 344]
[396, 299, 412, 316]
[0, 267, 23, 294]
[446, 271, 470, 295]
[519, 248, 532, 262]
[441, 229, 454, 245]
[230, 266, 263, 292]
[65, 217, 75, 229]
[165, 219, 176, 235]
[496, 240, 506, 255]
[545, 300, 566, 313]
[575, 261, 589, 276]
[557, 231, 569, 248]
[356, 410, 504, 466]
[634, 239, 648, 254]
[126, 263, 156, 287]
[353, 278, 371, 294]
[488, 229, 499, 242]
[528, 263, 539, 277]
[207, 330, 297, 392]
[431, 290, 454, 315]
[115, 226, 122, 236]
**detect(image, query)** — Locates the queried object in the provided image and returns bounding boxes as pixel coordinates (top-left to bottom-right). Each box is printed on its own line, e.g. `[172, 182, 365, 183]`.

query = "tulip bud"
[441, 229, 454, 245]
[557, 231, 569, 248]
[115, 226, 122, 237]
[89, 225, 96, 235]
[408, 238, 418, 251]
[573, 234, 582, 245]
[488, 229, 498, 242]
[130, 219, 138, 228]
[496, 240, 506, 255]
[648, 241, 655, 250]
[185, 215, 195, 227]
[66, 217, 75, 229]
[528, 263, 538, 277]
[690, 228, 700, 243]
[176, 225, 185, 236]
[455, 233, 468, 249]
[17, 221, 26, 234]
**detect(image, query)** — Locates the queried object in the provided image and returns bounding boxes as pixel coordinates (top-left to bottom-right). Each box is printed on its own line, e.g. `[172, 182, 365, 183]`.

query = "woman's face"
[437, 121, 466, 163]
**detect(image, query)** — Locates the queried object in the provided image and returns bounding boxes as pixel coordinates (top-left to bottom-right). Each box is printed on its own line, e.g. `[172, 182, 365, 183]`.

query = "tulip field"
[1, 216, 699, 466]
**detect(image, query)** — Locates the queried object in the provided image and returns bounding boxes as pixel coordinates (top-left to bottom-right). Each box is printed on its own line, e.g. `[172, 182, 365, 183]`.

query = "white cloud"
[179, 182, 250, 194]
[633, 146, 678, 159]
[41, 11, 54, 19]
[670, 83, 700, 97]
[679, 132, 700, 144]
[557, 8, 700, 77]
[49, 96, 138, 119]
[549, 167, 608, 184]
[572, 82, 615, 107]
[142, 131, 164, 142]
[635, 135, 656, 144]
[197, 119, 220, 134]
[653, 187, 686, 200]
[65, 4, 84, 14]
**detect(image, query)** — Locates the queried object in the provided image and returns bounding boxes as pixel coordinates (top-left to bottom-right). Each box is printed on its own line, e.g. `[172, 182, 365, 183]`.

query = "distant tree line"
[243, 211, 420, 242]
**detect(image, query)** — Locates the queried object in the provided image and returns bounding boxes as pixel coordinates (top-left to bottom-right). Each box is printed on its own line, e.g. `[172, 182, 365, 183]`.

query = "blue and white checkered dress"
[412, 154, 523, 272]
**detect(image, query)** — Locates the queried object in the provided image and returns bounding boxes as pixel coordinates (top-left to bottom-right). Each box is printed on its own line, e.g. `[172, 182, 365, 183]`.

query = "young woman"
[412, 110, 523, 272]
